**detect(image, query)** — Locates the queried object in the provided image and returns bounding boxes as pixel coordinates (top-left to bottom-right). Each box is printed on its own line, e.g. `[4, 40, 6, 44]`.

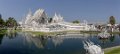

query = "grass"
[80, 31, 101, 34]
[25, 30, 81, 36]
[14, 29, 22, 32]
[0, 29, 7, 35]
[65, 30, 81, 32]
[105, 46, 120, 54]
[0, 29, 22, 35]
[26, 31, 67, 36]
[81, 31, 120, 34]
[109, 32, 120, 34]
[29, 31, 50, 36]
[26, 30, 120, 36]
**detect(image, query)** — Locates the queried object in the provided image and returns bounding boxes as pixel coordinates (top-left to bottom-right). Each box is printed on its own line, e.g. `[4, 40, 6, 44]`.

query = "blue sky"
[0, 0, 120, 23]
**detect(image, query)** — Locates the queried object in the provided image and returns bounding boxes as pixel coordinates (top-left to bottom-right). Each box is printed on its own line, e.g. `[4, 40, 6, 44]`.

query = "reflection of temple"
[24, 33, 48, 48]
[99, 38, 109, 44]
[109, 35, 115, 42]
[21, 9, 97, 32]
[98, 34, 115, 44]
[51, 36, 64, 47]
[7, 30, 17, 39]
[51, 34, 91, 47]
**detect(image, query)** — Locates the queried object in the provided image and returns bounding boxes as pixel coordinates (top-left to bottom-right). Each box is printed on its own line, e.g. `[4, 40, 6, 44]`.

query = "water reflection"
[99, 38, 109, 44]
[0, 31, 20, 46]
[6, 30, 17, 39]
[0, 34, 5, 45]
[51, 36, 64, 47]
[0, 32, 120, 54]
[98, 34, 116, 44]
[23, 33, 93, 48]
[23, 33, 65, 48]
[109, 36, 115, 42]
[23, 33, 48, 49]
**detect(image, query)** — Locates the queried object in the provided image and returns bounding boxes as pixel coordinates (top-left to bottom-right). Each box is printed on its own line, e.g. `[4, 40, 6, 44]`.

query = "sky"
[0, 0, 120, 23]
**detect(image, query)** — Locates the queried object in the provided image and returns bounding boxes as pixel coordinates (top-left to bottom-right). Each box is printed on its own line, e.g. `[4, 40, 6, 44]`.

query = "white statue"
[83, 40, 104, 54]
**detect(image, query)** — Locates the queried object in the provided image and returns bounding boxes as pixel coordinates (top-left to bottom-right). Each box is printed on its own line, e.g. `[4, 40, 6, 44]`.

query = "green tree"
[72, 20, 80, 24]
[0, 14, 1, 18]
[118, 24, 120, 31]
[0, 14, 5, 28]
[109, 16, 116, 26]
[6, 17, 17, 28]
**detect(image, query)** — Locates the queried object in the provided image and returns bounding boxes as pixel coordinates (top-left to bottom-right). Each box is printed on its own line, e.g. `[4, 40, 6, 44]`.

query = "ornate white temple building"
[21, 9, 96, 32]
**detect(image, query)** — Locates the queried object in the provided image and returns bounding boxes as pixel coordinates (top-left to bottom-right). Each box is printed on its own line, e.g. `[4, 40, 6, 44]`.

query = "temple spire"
[28, 9, 32, 15]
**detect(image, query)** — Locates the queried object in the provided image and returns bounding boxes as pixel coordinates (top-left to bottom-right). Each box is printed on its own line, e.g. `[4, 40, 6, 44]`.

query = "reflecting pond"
[0, 32, 120, 54]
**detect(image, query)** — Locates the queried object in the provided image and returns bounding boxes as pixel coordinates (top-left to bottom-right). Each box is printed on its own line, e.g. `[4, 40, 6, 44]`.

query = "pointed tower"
[52, 13, 59, 23]
[52, 13, 64, 23]
[25, 9, 32, 25]
[58, 14, 64, 22]
[33, 9, 48, 24]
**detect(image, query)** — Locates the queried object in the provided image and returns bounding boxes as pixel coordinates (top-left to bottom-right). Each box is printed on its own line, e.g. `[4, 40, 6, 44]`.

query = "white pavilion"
[21, 9, 96, 32]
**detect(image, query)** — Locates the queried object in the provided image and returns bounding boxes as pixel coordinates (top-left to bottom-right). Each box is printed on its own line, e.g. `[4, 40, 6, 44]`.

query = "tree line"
[0, 14, 17, 29]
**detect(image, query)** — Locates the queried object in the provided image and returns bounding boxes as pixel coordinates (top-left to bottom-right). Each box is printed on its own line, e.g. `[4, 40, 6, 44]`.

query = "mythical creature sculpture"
[83, 40, 104, 54]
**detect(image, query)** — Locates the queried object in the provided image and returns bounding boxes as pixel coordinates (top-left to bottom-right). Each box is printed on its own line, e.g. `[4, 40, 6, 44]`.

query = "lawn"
[27, 31, 66, 36]
[105, 46, 120, 54]
[0, 29, 7, 35]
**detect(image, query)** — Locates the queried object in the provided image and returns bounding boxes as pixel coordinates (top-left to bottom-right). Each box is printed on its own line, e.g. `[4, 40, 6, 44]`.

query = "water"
[0, 32, 120, 54]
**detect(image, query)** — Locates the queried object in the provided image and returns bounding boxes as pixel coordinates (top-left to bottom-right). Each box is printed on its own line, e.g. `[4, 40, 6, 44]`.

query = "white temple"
[21, 9, 97, 32]
[51, 13, 64, 23]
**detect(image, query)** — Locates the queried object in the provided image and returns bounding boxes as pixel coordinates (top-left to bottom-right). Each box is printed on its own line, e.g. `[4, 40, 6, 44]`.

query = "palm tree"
[6, 17, 17, 29]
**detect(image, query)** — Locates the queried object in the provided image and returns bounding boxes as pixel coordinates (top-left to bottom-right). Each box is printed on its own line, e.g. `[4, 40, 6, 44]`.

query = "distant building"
[107, 24, 119, 32]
